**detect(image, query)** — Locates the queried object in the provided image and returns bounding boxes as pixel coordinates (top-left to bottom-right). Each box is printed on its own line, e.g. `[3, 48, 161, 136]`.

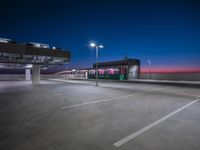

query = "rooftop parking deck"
[0, 79, 200, 150]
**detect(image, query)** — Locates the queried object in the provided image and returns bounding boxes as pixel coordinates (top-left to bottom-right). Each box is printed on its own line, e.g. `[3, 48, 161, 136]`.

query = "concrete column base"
[32, 65, 40, 84]
[25, 69, 31, 81]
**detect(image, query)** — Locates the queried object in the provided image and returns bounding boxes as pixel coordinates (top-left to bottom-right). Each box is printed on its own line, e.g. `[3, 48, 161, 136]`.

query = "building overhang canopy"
[0, 42, 71, 67]
[93, 59, 140, 68]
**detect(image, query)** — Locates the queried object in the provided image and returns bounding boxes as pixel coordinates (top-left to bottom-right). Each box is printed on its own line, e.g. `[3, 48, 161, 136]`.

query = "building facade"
[88, 58, 140, 80]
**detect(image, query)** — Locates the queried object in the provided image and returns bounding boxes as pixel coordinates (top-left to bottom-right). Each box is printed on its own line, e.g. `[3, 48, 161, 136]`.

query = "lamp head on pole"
[147, 59, 151, 65]
[99, 45, 104, 48]
[90, 42, 96, 47]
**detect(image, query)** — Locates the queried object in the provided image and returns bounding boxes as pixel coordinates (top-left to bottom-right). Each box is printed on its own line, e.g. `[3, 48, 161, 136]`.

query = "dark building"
[88, 58, 140, 80]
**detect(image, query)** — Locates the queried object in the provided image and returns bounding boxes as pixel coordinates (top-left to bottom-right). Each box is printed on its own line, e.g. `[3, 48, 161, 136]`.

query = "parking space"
[0, 80, 200, 150]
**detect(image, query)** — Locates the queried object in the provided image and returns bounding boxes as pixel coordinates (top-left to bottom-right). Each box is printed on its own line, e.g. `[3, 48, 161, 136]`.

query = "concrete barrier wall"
[140, 73, 200, 81]
[41, 74, 66, 79]
[0, 74, 25, 81]
[41, 73, 88, 79]
[0, 74, 83, 81]
[0, 73, 200, 81]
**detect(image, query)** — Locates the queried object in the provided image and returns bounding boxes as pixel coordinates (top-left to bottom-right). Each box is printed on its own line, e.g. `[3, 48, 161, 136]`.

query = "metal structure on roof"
[93, 58, 140, 68]
[0, 38, 71, 69]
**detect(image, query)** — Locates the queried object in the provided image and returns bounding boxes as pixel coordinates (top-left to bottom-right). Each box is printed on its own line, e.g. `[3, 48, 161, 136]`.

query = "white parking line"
[61, 87, 167, 109]
[62, 93, 141, 109]
[113, 97, 200, 148]
[49, 79, 87, 84]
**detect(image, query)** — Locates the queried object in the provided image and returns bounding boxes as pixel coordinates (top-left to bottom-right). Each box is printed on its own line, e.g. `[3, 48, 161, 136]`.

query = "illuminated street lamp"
[147, 59, 151, 79]
[90, 42, 104, 86]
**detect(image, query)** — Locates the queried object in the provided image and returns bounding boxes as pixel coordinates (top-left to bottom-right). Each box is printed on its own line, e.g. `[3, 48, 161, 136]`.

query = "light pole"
[65, 65, 68, 79]
[147, 59, 151, 80]
[90, 42, 104, 86]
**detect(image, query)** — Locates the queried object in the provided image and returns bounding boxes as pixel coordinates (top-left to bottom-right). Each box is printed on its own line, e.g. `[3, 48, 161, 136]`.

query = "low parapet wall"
[0, 74, 82, 81]
[0, 74, 25, 81]
[140, 73, 200, 81]
[0, 73, 200, 81]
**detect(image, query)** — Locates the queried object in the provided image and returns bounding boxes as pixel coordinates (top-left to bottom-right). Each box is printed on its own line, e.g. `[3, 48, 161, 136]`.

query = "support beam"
[25, 69, 31, 81]
[32, 65, 40, 84]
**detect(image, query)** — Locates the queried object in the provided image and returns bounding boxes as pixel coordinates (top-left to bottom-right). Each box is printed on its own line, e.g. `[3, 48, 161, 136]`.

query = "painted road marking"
[61, 87, 167, 109]
[62, 93, 141, 109]
[49, 79, 88, 84]
[52, 78, 169, 110]
[113, 97, 200, 148]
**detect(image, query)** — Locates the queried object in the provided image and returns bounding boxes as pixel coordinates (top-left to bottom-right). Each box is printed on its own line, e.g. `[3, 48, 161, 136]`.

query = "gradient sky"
[0, 0, 200, 73]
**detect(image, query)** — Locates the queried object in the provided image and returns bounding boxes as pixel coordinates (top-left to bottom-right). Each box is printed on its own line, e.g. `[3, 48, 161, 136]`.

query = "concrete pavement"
[0, 80, 200, 150]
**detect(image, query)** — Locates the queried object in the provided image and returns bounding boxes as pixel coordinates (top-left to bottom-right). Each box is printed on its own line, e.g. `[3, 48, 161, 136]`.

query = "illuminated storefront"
[88, 58, 140, 80]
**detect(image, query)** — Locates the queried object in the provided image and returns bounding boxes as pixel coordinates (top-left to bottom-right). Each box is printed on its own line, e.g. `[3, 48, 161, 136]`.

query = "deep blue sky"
[1, 0, 200, 72]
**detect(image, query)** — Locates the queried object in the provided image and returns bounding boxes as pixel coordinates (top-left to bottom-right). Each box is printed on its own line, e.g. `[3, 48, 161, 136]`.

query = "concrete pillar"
[25, 69, 31, 81]
[32, 65, 40, 84]
[128, 65, 139, 80]
[85, 71, 88, 79]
